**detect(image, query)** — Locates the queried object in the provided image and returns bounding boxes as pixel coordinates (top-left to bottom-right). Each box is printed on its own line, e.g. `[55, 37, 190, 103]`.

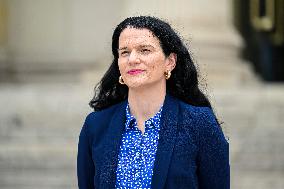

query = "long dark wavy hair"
[90, 16, 214, 113]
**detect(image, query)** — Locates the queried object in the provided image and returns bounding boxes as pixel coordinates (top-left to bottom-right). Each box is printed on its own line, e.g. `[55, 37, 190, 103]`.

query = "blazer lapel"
[151, 94, 179, 189]
[98, 100, 127, 188]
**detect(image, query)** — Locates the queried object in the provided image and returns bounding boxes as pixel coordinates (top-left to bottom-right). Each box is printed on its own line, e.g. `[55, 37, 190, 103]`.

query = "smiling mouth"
[127, 69, 144, 75]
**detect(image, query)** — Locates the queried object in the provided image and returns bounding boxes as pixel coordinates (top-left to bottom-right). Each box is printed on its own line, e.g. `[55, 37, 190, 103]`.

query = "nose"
[128, 50, 140, 65]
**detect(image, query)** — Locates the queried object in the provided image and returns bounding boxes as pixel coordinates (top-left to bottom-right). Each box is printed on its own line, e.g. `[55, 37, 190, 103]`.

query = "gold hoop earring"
[165, 70, 171, 80]
[119, 76, 125, 85]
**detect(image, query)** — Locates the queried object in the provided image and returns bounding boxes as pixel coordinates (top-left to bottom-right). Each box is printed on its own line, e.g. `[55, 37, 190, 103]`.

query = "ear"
[165, 53, 177, 71]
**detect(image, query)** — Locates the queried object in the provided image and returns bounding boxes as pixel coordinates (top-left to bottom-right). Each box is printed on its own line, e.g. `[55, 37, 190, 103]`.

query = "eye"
[120, 51, 130, 57]
[141, 48, 150, 54]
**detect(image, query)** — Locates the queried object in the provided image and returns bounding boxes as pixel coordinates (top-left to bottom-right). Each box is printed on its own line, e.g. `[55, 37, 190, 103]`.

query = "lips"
[127, 69, 144, 75]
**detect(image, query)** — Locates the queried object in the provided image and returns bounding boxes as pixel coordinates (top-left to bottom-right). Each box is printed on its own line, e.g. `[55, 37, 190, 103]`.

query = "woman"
[77, 16, 229, 189]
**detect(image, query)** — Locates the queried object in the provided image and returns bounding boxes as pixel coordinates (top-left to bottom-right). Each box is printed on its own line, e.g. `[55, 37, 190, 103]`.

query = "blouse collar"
[125, 103, 163, 131]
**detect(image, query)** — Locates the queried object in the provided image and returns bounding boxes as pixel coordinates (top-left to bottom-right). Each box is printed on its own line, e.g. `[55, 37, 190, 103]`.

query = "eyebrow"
[140, 44, 155, 49]
[118, 47, 127, 51]
[118, 44, 155, 51]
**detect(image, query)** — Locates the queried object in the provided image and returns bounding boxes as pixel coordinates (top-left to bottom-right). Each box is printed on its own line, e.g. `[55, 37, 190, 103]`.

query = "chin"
[124, 76, 144, 86]
[126, 83, 145, 89]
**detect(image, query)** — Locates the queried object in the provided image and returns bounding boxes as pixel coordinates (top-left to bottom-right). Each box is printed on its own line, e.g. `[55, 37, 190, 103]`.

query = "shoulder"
[82, 100, 127, 134]
[165, 94, 216, 125]
[177, 99, 216, 123]
[85, 100, 126, 122]
[176, 99, 226, 140]
[176, 100, 229, 154]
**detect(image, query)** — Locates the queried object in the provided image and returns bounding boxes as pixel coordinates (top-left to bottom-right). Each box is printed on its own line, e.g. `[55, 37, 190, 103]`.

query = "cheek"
[150, 64, 159, 73]
[118, 60, 125, 73]
[147, 59, 166, 75]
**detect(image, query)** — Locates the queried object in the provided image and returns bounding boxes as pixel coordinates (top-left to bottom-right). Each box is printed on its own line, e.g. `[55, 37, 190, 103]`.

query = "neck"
[128, 83, 166, 131]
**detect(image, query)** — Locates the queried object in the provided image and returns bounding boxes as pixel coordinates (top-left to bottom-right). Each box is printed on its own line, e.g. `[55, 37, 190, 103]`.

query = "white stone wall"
[5, 0, 125, 72]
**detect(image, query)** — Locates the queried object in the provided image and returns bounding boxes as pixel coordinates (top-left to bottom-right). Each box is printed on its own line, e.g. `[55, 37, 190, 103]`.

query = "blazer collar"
[99, 94, 179, 188]
[97, 100, 127, 188]
[151, 94, 179, 189]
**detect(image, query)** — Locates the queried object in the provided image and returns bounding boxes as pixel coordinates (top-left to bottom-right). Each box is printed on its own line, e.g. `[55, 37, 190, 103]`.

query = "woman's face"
[118, 27, 176, 90]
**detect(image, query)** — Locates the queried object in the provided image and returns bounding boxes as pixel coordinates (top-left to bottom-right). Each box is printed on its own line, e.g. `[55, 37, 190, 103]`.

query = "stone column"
[0, 0, 7, 72]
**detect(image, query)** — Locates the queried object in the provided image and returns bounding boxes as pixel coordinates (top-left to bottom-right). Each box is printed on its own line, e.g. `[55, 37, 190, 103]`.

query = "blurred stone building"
[0, 0, 125, 80]
[0, 0, 236, 81]
[1, 1, 283, 189]
[0, 1, 237, 188]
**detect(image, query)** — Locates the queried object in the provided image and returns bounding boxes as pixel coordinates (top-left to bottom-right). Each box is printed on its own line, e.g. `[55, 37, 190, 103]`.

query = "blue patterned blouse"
[115, 104, 163, 189]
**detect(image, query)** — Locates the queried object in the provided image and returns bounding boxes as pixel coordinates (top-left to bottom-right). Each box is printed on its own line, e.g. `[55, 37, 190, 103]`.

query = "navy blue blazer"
[77, 94, 230, 189]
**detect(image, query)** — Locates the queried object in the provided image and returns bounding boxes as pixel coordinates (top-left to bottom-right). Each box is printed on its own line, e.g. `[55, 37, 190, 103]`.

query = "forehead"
[118, 27, 160, 47]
